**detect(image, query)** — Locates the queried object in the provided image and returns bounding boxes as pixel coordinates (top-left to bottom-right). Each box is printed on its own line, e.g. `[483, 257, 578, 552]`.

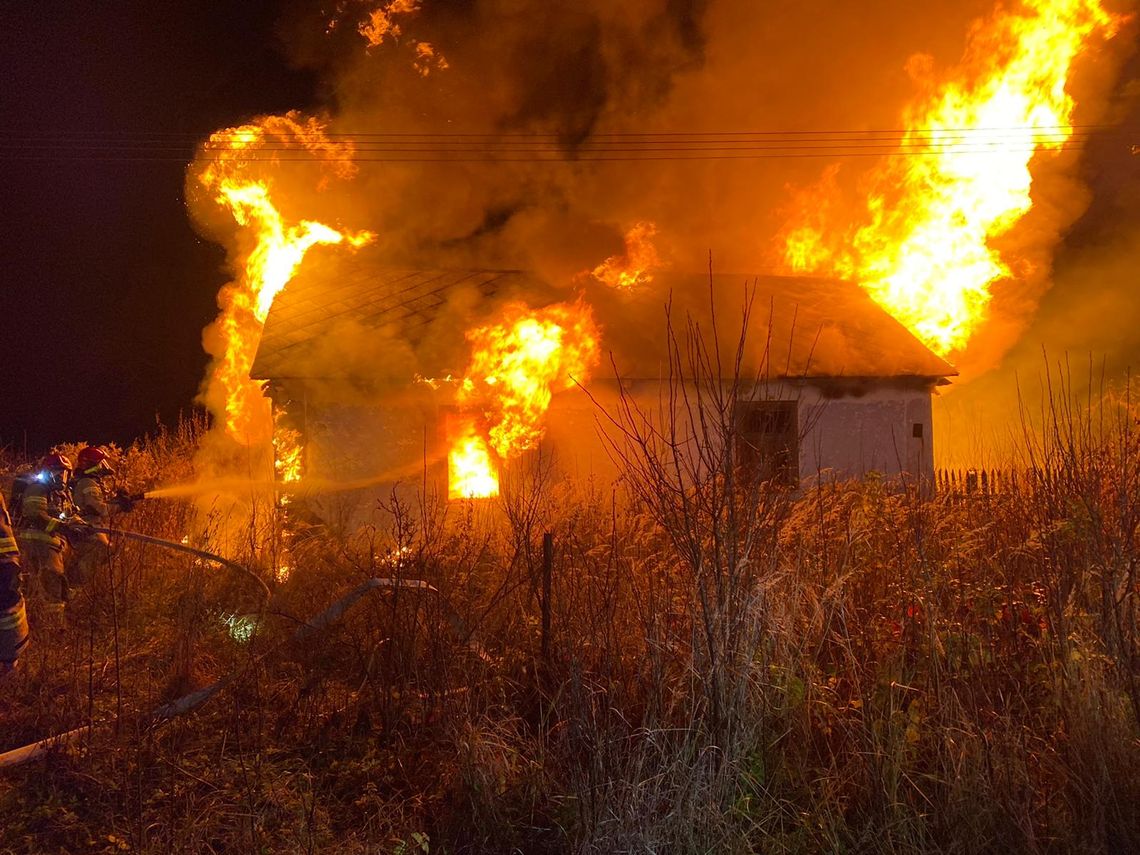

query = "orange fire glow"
[447, 418, 500, 500]
[459, 301, 601, 458]
[328, 0, 447, 73]
[273, 414, 303, 506]
[444, 301, 601, 498]
[274, 436, 303, 484]
[195, 114, 372, 443]
[413, 42, 449, 76]
[591, 222, 661, 290]
[358, 0, 419, 46]
[781, 0, 1121, 357]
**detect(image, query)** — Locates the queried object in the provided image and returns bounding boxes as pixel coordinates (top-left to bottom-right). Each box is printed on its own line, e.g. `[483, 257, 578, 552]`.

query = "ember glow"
[413, 42, 449, 76]
[328, 0, 447, 73]
[195, 114, 372, 443]
[591, 222, 661, 290]
[357, 0, 419, 47]
[781, 0, 1122, 357]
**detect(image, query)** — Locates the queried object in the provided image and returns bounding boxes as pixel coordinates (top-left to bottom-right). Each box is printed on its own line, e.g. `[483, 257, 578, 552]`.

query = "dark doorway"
[736, 400, 799, 485]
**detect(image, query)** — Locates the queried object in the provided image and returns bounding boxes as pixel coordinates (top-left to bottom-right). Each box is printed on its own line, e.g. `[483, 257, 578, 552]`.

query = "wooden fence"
[934, 468, 1021, 499]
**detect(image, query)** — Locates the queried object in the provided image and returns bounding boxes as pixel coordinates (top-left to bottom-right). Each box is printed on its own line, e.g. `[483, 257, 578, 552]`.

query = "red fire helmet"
[39, 453, 73, 473]
[76, 446, 113, 474]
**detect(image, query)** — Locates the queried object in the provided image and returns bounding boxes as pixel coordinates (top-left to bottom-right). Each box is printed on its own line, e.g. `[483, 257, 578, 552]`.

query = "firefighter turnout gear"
[69, 446, 122, 587]
[73, 474, 111, 526]
[0, 490, 28, 669]
[17, 455, 78, 609]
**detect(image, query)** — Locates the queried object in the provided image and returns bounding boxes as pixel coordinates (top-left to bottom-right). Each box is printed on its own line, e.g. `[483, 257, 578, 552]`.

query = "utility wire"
[0, 132, 1107, 148]
[0, 151, 1102, 163]
[0, 126, 1127, 163]
[0, 123, 1122, 137]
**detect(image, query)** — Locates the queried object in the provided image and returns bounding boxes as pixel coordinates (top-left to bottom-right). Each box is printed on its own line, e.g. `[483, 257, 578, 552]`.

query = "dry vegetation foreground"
[1, 405, 1140, 855]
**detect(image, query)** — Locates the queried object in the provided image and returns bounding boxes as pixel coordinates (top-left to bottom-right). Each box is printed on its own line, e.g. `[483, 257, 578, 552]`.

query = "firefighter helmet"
[39, 453, 73, 473]
[77, 445, 113, 475]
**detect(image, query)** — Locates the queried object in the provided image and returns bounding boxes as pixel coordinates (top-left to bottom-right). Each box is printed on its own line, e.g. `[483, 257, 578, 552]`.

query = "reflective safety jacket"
[0, 491, 26, 665]
[0, 490, 17, 568]
[72, 475, 110, 527]
[18, 480, 75, 549]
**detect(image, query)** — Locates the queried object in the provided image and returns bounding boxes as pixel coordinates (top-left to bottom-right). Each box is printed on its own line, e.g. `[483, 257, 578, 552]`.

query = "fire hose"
[0, 574, 479, 769]
[0, 520, 486, 768]
[87, 526, 271, 602]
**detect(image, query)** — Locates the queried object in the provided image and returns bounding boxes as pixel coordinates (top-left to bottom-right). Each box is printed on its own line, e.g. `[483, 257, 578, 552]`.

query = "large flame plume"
[781, 0, 1123, 357]
[447, 301, 601, 497]
[590, 222, 662, 290]
[194, 113, 372, 445]
[447, 417, 500, 500]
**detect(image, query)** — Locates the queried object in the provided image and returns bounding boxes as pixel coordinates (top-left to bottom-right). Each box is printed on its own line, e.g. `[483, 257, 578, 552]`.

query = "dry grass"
[1, 374, 1139, 853]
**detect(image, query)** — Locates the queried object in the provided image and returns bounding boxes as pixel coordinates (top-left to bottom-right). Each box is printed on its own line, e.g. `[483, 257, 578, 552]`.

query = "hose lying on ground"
[152, 576, 446, 719]
[0, 726, 90, 768]
[90, 526, 271, 603]
[0, 574, 472, 768]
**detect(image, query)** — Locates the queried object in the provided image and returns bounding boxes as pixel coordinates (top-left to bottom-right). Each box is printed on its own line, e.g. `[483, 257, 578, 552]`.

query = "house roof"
[250, 264, 558, 382]
[598, 272, 958, 381]
[251, 256, 956, 384]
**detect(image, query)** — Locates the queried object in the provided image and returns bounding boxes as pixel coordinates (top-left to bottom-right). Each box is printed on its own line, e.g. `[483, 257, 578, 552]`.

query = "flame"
[274, 435, 303, 484]
[358, 0, 419, 46]
[591, 222, 661, 290]
[273, 412, 303, 507]
[329, 0, 447, 73]
[458, 301, 601, 459]
[194, 113, 372, 443]
[447, 418, 500, 500]
[414, 373, 457, 390]
[780, 0, 1122, 357]
[413, 42, 449, 76]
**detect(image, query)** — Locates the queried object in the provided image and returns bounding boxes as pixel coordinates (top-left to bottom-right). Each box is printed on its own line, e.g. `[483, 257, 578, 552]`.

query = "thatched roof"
[250, 258, 955, 384]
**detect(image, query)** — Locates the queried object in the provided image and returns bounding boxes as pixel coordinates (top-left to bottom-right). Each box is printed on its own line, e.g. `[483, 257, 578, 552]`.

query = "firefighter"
[0, 490, 28, 672]
[16, 453, 79, 615]
[69, 445, 131, 586]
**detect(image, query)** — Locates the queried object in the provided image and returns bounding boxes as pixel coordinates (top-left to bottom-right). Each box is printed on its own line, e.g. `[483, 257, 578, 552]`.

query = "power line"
[0, 123, 1124, 138]
[0, 148, 1101, 164]
[0, 131, 1107, 147]
[0, 125, 1128, 163]
[0, 144, 1103, 156]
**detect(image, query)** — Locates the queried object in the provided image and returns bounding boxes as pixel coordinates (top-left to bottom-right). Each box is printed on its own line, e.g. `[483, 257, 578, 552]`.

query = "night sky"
[0, 3, 317, 454]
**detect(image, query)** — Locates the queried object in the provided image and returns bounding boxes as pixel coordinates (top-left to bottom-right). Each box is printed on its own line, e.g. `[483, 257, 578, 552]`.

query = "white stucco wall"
[795, 385, 933, 483]
[282, 377, 937, 530]
[541, 380, 935, 486]
[293, 397, 448, 530]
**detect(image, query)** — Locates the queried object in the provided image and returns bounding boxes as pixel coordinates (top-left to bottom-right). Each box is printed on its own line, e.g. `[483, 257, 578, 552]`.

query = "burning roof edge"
[250, 265, 958, 384]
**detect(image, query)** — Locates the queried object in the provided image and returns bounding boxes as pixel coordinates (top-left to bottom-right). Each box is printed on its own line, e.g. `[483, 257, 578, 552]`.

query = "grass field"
[1, 375, 1139, 853]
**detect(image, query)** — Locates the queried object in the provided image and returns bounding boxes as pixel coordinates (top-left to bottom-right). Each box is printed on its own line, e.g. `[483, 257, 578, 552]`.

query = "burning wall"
[247, 267, 952, 520]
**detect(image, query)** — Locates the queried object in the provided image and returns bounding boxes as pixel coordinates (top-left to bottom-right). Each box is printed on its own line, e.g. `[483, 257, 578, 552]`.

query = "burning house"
[176, 0, 1131, 540]
[249, 254, 955, 524]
